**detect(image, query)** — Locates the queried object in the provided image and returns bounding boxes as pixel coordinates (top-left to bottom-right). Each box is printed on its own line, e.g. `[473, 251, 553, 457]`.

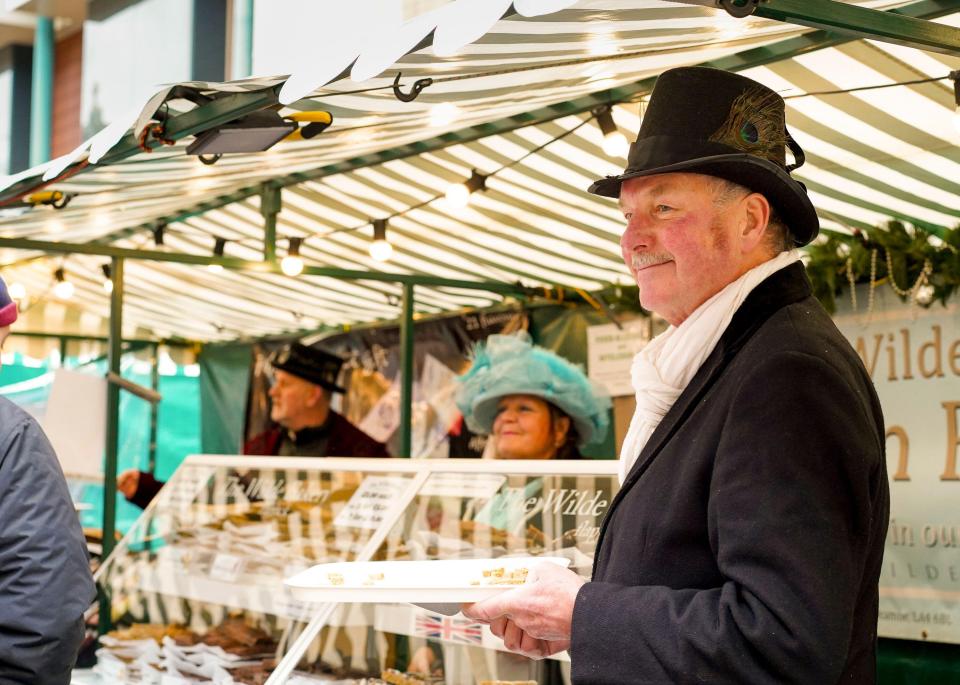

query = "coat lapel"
[594, 263, 813, 569]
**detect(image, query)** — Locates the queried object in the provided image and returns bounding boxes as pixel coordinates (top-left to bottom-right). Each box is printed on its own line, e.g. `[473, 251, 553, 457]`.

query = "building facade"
[0, 0, 443, 175]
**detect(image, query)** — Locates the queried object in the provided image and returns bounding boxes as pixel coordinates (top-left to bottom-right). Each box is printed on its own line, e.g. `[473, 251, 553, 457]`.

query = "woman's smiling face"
[492, 394, 566, 460]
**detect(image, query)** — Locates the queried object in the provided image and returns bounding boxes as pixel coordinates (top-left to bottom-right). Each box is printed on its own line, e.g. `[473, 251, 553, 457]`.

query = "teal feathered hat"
[455, 332, 610, 447]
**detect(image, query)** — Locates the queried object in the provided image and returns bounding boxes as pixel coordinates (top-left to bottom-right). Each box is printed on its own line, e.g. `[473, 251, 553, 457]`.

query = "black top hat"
[269, 343, 346, 394]
[589, 66, 819, 246]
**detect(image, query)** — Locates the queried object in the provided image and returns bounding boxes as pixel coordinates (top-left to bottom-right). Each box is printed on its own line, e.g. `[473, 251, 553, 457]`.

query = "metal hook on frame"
[392, 72, 434, 102]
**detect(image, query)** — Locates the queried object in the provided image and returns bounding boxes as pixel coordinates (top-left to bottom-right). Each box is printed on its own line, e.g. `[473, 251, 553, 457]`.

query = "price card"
[274, 592, 317, 622]
[156, 545, 185, 567]
[419, 472, 505, 499]
[586, 318, 651, 397]
[157, 465, 217, 510]
[333, 476, 410, 530]
[209, 553, 243, 582]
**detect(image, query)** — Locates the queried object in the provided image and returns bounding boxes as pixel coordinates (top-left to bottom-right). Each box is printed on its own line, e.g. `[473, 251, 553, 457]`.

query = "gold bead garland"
[846, 256, 857, 312]
[884, 249, 933, 303]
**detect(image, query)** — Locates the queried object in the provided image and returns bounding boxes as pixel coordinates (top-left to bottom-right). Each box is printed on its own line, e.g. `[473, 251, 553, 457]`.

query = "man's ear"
[306, 385, 324, 408]
[739, 192, 772, 253]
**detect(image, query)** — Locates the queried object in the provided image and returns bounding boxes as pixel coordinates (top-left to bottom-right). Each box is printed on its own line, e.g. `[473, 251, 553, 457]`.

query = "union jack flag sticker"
[414, 612, 484, 644]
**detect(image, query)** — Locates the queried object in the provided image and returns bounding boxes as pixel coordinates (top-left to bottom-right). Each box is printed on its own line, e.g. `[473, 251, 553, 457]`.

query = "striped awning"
[0, 0, 956, 341]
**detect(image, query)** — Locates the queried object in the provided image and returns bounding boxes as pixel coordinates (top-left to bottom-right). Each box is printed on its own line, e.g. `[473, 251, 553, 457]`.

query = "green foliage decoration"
[805, 221, 960, 314]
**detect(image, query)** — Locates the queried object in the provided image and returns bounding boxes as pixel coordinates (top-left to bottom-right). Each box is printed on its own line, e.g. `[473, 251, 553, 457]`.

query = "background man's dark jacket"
[128, 410, 388, 508]
[0, 398, 95, 684]
[572, 263, 889, 684]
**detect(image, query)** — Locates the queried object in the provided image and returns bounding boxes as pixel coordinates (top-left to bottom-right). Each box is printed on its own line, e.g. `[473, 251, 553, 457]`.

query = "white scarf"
[618, 250, 801, 484]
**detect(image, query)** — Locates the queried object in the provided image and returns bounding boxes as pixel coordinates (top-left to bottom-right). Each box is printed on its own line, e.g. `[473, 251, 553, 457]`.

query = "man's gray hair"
[711, 178, 795, 253]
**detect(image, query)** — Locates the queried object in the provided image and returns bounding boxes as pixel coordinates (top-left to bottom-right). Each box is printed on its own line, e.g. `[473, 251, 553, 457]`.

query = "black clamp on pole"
[718, 0, 761, 18]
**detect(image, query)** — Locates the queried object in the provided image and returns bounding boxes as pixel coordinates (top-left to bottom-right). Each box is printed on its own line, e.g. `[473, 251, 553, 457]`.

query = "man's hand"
[117, 469, 141, 499]
[462, 561, 585, 660]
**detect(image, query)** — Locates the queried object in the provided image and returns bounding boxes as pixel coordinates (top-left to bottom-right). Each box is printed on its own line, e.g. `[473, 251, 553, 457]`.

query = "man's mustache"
[630, 252, 673, 270]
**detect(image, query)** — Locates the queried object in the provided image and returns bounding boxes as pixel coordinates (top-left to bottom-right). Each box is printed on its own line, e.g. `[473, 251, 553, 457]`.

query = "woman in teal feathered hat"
[408, 333, 611, 676]
[456, 332, 610, 460]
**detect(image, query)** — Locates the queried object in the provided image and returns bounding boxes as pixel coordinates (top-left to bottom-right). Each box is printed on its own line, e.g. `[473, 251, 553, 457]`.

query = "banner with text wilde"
[834, 286, 960, 643]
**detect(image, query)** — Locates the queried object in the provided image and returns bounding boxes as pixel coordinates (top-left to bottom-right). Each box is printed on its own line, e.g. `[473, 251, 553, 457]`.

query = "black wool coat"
[571, 263, 889, 685]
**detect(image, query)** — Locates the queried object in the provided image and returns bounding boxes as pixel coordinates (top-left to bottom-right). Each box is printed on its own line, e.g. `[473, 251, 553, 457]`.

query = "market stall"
[95, 456, 619, 684]
[0, 1, 957, 682]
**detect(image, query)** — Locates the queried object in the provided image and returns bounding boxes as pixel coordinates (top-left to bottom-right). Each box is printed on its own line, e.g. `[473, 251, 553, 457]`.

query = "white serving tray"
[284, 557, 570, 605]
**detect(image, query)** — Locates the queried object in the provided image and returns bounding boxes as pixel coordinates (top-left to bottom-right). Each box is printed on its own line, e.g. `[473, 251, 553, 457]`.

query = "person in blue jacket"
[0, 276, 96, 684]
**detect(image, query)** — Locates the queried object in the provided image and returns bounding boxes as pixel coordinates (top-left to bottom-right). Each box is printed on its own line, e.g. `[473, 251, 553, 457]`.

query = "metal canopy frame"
[3, 0, 956, 634]
[751, 0, 960, 54]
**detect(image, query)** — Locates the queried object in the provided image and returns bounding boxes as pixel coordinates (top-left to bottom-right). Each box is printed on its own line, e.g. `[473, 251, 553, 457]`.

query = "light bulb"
[602, 130, 630, 158]
[54, 279, 74, 300]
[8, 282, 25, 300]
[369, 239, 393, 262]
[207, 263, 224, 274]
[429, 102, 461, 128]
[445, 182, 470, 209]
[281, 254, 304, 277]
[102, 279, 114, 294]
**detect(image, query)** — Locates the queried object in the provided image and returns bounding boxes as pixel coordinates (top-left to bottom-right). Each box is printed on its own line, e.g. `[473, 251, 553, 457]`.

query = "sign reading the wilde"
[833, 288, 960, 643]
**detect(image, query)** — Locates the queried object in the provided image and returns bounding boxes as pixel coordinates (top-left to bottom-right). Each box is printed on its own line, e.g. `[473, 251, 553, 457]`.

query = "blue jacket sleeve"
[0, 400, 96, 684]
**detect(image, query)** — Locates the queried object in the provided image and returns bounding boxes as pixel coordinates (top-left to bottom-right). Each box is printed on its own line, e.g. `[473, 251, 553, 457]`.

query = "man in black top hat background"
[465, 66, 888, 684]
[120, 342, 388, 509]
[244, 342, 388, 458]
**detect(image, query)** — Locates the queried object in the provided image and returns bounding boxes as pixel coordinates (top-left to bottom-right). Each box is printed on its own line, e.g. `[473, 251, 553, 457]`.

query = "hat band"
[624, 135, 788, 177]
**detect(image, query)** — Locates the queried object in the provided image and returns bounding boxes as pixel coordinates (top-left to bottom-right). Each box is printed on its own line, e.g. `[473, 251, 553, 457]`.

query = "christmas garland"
[805, 221, 960, 315]
[592, 221, 960, 318]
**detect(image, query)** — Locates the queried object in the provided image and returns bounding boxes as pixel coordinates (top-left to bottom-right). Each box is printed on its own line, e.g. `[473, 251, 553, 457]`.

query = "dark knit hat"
[588, 66, 819, 246]
[269, 342, 346, 393]
[0, 277, 18, 327]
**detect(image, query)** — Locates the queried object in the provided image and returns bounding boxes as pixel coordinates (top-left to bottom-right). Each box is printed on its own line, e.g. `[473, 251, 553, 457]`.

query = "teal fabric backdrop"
[0, 356, 201, 534]
[198, 342, 252, 454]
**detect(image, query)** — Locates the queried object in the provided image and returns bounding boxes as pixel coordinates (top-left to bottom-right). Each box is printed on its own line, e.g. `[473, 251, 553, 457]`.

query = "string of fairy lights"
[20, 108, 614, 302]
[9, 69, 960, 308]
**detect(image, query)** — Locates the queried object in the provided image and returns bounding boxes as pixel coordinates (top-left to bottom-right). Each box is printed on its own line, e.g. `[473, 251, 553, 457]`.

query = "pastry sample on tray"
[153, 494, 383, 584]
[285, 556, 570, 605]
[96, 615, 399, 684]
[377, 669, 444, 684]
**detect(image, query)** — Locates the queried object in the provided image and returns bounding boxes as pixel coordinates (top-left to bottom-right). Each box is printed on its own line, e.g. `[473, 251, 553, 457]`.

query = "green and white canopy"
[0, 0, 957, 341]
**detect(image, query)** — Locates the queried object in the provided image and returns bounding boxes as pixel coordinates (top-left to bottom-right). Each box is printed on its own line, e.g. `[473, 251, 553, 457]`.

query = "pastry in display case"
[94, 456, 618, 684]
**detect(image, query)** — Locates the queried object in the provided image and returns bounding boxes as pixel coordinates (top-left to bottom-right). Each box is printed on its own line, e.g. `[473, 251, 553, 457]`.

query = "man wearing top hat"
[465, 67, 889, 683]
[120, 343, 388, 508]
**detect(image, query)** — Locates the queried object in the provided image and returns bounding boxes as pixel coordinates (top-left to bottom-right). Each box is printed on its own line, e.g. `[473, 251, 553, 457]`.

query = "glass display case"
[96, 456, 619, 684]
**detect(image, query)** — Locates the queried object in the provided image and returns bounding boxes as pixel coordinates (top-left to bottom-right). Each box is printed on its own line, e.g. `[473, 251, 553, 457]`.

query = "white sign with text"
[834, 287, 960, 643]
[333, 476, 411, 530]
[586, 318, 651, 397]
